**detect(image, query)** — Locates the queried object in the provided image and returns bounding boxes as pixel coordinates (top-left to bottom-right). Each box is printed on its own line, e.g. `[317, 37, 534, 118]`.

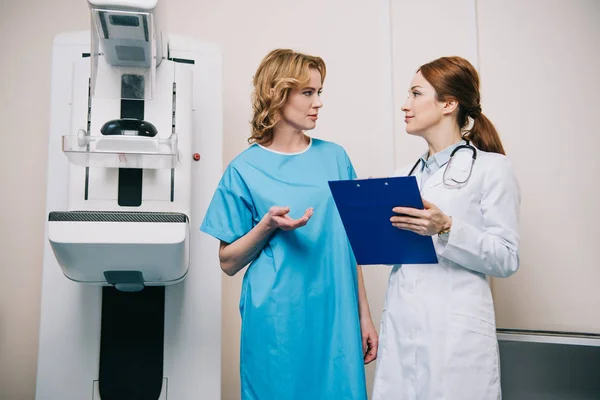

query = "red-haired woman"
[372, 56, 520, 400]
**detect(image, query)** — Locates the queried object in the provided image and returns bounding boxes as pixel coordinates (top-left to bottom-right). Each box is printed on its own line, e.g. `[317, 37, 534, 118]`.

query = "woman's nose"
[401, 98, 410, 112]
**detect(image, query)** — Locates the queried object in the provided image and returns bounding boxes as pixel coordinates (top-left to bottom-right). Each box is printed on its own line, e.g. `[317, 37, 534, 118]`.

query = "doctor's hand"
[263, 206, 314, 232]
[360, 317, 379, 364]
[390, 199, 451, 236]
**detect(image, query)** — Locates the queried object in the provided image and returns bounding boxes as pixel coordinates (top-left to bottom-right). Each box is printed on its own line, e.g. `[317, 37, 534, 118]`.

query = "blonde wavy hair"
[249, 49, 326, 145]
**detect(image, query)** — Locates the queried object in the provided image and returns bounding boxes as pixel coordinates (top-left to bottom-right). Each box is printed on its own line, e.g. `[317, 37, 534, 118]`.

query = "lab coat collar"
[422, 140, 466, 189]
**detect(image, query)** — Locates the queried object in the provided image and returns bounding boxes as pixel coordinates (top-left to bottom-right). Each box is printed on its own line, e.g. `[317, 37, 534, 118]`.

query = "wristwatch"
[438, 217, 452, 242]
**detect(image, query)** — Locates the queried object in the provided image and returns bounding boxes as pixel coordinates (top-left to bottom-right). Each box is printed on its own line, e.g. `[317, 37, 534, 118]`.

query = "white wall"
[391, 0, 479, 171]
[477, 0, 600, 333]
[390, 0, 600, 334]
[0, 1, 89, 399]
[2, 0, 599, 399]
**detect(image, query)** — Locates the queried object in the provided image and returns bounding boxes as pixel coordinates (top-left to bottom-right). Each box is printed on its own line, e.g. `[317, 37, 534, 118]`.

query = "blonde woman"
[201, 49, 377, 400]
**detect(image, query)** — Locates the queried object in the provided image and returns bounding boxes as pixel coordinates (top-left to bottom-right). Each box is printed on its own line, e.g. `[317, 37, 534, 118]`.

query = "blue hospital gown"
[201, 138, 367, 400]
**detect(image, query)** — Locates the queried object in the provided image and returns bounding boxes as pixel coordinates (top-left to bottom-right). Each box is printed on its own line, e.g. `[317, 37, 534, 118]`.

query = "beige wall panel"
[478, 0, 600, 333]
[0, 1, 89, 399]
[391, 0, 479, 168]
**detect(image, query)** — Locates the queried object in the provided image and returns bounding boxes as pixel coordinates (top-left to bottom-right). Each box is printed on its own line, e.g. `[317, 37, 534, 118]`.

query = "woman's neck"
[268, 125, 310, 153]
[424, 126, 463, 156]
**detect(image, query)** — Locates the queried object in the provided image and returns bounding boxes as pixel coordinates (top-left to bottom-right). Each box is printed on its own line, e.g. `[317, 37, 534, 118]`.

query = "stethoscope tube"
[408, 140, 477, 178]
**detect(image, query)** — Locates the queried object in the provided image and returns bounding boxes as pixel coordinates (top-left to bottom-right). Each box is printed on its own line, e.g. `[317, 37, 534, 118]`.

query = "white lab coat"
[372, 147, 520, 400]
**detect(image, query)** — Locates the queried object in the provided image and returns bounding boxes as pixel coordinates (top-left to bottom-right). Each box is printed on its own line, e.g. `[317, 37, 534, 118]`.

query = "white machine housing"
[36, 0, 223, 397]
[47, 0, 193, 287]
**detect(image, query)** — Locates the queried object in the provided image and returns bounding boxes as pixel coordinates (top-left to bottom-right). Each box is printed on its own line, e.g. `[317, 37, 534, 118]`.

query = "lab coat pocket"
[446, 311, 499, 371]
[444, 312, 501, 399]
[451, 311, 496, 338]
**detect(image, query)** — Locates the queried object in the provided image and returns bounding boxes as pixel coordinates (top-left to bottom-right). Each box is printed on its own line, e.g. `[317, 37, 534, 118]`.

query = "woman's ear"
[442, 98, 459, 115]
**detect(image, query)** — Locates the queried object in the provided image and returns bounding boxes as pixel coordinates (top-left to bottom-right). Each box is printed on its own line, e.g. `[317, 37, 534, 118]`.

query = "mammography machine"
[36, 1, 222, 398]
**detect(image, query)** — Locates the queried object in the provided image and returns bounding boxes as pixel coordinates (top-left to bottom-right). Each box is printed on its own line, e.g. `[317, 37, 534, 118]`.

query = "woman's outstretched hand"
[264, 206, 314, 231]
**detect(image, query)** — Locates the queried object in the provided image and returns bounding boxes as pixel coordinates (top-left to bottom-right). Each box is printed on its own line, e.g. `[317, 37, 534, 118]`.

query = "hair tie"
[468, 104, 482, 118]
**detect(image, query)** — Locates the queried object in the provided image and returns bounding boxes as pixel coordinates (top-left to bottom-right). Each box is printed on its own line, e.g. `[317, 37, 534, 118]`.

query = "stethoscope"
[408, 139, 477, 187]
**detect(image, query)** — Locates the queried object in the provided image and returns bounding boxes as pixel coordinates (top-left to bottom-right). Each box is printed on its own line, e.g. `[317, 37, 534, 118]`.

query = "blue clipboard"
[328, 176, 438, 265]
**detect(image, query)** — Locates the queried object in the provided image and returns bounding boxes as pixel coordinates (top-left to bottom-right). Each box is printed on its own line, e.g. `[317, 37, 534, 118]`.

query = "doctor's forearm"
[218, 219, 277, 276]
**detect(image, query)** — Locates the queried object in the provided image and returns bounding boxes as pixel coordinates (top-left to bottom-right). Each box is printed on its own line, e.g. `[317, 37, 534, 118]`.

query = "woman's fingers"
[390, 215, 425, 226]
[392, 206, 426, 217]
[392, 223, 427, 235]
[269, 205, 290, 216]
[275, 208, 314, 230]
[392, 222, 417, 230]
